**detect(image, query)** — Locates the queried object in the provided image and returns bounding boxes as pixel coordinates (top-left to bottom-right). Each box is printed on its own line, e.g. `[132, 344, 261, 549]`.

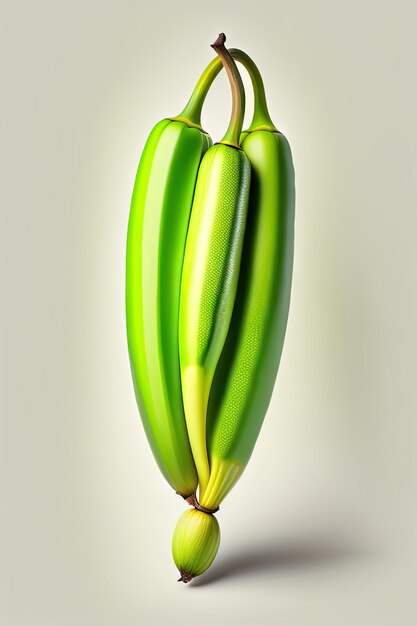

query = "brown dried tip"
[178, 571, 193, 583]
[184, 493, 220, 514]
[211, 32, 226, 49]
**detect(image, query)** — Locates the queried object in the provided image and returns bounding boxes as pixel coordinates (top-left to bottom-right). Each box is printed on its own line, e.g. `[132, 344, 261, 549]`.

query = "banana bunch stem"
[175, 45, 277, 134]
[211, 33, 245, 148]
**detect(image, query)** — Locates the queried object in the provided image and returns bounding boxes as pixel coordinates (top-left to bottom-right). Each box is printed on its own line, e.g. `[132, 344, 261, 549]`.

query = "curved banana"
[179, 36, 251, 499]
[200, 51, 295, 510]
[203, 130, 295, 508]
[126, 86, 213, 497]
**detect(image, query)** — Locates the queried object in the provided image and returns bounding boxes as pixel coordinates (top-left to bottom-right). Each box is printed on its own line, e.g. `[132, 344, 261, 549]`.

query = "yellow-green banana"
[178, 35, 251, 499]
[126, 65, 217, 497]
[126, 33, 295, 583]
[199, 51, 295, 511]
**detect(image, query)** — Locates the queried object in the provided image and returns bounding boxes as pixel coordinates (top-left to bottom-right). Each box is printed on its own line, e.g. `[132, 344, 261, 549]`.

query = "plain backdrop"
[3, 0, 417, 625]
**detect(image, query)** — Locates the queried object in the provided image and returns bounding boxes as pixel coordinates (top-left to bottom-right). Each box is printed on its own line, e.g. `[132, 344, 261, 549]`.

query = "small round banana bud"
[172, 509, 220, 582]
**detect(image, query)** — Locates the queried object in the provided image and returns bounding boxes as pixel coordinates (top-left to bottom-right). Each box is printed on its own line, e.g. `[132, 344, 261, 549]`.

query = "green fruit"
[126, 116, 211, 497]
[179, 144, 250, 497]
[178, 35, 250, 500]
[172, 509, 220, 582]
[178, 42, 295, 511]
[196, 50, 295, 510]
[127, 33, 295, 582]
[202, 128, 295, 509]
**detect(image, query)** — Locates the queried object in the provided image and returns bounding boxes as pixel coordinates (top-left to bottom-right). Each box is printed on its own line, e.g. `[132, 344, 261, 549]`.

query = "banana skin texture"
[126, 118, 211, 497]
[179, 143, 251, 499]
[201, 129, 295, 510]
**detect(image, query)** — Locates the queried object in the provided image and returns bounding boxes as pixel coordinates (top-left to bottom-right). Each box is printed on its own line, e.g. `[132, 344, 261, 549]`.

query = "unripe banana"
[179, 35, 250, 499]
[202, 129, 295, 509]
[127, 34, 295, 583]
[126, 74, 215, 497]
[201, 52, 295, 510]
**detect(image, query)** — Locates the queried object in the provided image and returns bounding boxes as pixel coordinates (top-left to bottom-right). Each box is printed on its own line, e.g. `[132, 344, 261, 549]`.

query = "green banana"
[200, 51, 295, 510]
[203, 127, 295, 508]
[126, 33, 295, 583]
[126, 72, 215, 497]
[179, 35, 251, 499]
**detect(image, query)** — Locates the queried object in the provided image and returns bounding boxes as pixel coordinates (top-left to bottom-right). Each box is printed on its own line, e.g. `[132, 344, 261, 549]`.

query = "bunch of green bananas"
[126, 33, 295, 583]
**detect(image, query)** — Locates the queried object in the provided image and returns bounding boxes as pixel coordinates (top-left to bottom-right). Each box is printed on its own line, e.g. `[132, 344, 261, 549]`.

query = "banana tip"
[211, 33, 226, 49]
[178, 571, 193, 583]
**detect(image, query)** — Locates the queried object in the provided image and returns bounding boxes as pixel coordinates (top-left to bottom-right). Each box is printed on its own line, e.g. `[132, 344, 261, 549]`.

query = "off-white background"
[3, 0, 417, 624]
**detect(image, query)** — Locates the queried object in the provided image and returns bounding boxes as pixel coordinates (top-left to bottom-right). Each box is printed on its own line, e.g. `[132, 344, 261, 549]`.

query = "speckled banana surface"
[178, 39, 251, 499]
[201, 51, 295, 511]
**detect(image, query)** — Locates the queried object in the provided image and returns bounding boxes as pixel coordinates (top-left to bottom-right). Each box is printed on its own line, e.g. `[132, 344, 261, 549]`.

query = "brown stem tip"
[178, 571, 193, 583]
[184, 493, 219, 514]
[211, 32, 226, 49]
